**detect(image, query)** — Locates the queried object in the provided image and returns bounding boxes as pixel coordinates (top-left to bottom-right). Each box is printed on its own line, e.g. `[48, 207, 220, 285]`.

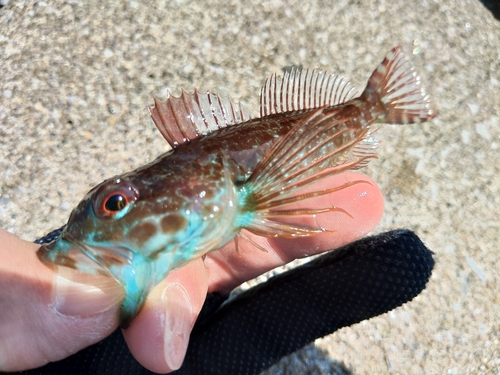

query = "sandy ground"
[1, 0, 499, 374]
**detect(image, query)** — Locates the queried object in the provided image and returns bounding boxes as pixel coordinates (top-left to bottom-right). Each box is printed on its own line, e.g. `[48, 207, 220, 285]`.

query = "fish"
[38, 46, 436, 326]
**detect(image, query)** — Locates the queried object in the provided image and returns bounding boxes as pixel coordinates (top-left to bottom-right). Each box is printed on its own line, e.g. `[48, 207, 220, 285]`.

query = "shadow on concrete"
[261, 345, 355, 375]
[479, 0, 500, 20]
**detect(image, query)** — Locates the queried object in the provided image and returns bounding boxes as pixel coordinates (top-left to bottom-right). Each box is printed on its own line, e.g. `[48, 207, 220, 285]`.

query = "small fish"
[38, 47, 436, 326]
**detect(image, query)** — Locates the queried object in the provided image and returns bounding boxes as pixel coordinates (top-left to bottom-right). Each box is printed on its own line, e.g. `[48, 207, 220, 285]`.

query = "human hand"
[0, 228, 124, 372]
[2, 172, 385, 373]
[8, 230, 434, 375]
[122, 172, 385, 373]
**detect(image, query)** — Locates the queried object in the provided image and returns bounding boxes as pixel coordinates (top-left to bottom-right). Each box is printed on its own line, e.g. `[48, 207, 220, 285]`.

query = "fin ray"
[238, 231, 269, 253]
[260, 68, 357, 117]
[246, 220, 331, 238]
[247, 109, 377, 209]
[253, 126, 377, 199]
[364, 46, 436, 124]
[244, 46, 435, 239]
[262, 206, 353, 218]
[255, 180, 371, 211]
[149, 90, 252, 148]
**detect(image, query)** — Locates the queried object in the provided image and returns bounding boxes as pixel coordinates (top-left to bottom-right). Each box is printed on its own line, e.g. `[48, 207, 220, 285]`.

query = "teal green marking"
[111, 255, 154, 326]
[235, 184, 256, 228]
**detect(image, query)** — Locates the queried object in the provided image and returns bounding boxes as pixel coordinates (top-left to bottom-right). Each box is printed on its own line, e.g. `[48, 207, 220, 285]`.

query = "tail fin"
[364, 46, 436, 124]
[241, 47, 436, 239]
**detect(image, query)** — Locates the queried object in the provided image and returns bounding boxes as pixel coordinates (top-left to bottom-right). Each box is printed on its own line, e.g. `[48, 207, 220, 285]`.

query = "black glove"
[15, 228, 433, 375]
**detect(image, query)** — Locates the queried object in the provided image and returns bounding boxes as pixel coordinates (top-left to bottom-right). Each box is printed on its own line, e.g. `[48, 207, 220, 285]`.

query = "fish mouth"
[37, 236, 153, 326]
[37, 237, 133, 280]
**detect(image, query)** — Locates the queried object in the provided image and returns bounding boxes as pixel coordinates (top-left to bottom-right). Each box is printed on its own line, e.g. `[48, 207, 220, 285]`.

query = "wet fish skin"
[38, 47, 436, 326]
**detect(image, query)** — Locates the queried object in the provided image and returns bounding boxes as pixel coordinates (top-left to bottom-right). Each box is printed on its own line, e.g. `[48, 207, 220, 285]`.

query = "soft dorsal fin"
[148, 90, 252, 148]
[259, 67, 357, 117]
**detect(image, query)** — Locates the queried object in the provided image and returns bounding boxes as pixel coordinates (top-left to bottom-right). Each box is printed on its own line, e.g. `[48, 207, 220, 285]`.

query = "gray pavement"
[1, 0, 499, 374]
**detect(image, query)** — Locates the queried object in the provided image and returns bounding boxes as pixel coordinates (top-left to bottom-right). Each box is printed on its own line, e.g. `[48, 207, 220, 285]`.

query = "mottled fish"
[38, 47, 436, 326]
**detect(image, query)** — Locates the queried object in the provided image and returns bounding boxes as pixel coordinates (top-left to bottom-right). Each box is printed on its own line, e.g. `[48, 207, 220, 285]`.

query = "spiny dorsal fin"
[148, 90, 252, 148]
[259, 67, 357, 117]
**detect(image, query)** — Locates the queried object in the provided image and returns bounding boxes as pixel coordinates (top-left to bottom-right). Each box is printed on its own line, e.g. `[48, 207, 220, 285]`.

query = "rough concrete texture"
[1, 0, 499, 374]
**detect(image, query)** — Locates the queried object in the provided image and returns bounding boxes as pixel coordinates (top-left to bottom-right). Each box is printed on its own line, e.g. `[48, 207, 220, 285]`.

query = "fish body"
[39, 47, 436, 325]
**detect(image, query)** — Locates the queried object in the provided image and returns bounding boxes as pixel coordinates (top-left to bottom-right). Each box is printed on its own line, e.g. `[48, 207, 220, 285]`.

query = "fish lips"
[38, 237, 151, 326]
[37, 237, 132, 279]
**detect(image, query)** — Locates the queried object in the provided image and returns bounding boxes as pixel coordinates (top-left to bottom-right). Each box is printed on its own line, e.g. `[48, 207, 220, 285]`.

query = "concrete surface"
[1, 0, 499, 374]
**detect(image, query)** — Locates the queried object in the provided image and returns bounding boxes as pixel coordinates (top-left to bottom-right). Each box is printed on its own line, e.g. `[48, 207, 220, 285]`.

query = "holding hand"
[1, 173, 433, 374]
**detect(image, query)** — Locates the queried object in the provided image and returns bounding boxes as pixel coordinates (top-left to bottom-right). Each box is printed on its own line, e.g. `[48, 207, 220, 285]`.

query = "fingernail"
[53, 266, 125, 317]
[163, 283, 195, 370]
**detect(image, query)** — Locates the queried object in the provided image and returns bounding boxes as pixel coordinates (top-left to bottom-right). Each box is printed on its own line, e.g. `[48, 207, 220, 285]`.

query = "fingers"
[204, 172, 384, 293]
[2, 171, 381, 372]
[121, 172, 383, 372]
[0, 228, 206, 374]
[122, 258, 208, 373]
[0, 229, 124, 372]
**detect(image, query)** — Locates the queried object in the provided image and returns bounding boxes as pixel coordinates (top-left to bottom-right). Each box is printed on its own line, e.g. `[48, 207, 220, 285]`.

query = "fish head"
[37, 158, 240, 325]
[37, 175, 190, 325]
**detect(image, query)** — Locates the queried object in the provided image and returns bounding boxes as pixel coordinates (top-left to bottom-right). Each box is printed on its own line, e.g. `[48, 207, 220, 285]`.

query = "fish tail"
[363, 46, 436, 124]
[240, 47, 436, 239]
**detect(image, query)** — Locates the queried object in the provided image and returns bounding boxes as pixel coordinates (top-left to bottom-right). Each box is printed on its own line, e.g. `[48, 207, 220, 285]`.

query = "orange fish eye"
[93, 181, 139, 219]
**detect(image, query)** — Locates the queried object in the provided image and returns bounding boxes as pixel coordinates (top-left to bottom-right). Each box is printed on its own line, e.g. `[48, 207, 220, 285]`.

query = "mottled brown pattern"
[161, 214, 187, 234]
[128, 222, 157, 244]
[92, 225, 128, 244]
[95, 252, 130, 267]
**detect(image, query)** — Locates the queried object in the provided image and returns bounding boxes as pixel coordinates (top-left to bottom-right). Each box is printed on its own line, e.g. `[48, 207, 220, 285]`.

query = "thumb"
[123, 258, 208, 373]
[50, 266, 124, 317]
[0, 229, 124, 372]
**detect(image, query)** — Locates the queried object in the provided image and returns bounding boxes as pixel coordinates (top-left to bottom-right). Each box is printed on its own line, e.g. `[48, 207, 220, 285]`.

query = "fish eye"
[104, 194, 127, 212]
[93, 180, 139, 219]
